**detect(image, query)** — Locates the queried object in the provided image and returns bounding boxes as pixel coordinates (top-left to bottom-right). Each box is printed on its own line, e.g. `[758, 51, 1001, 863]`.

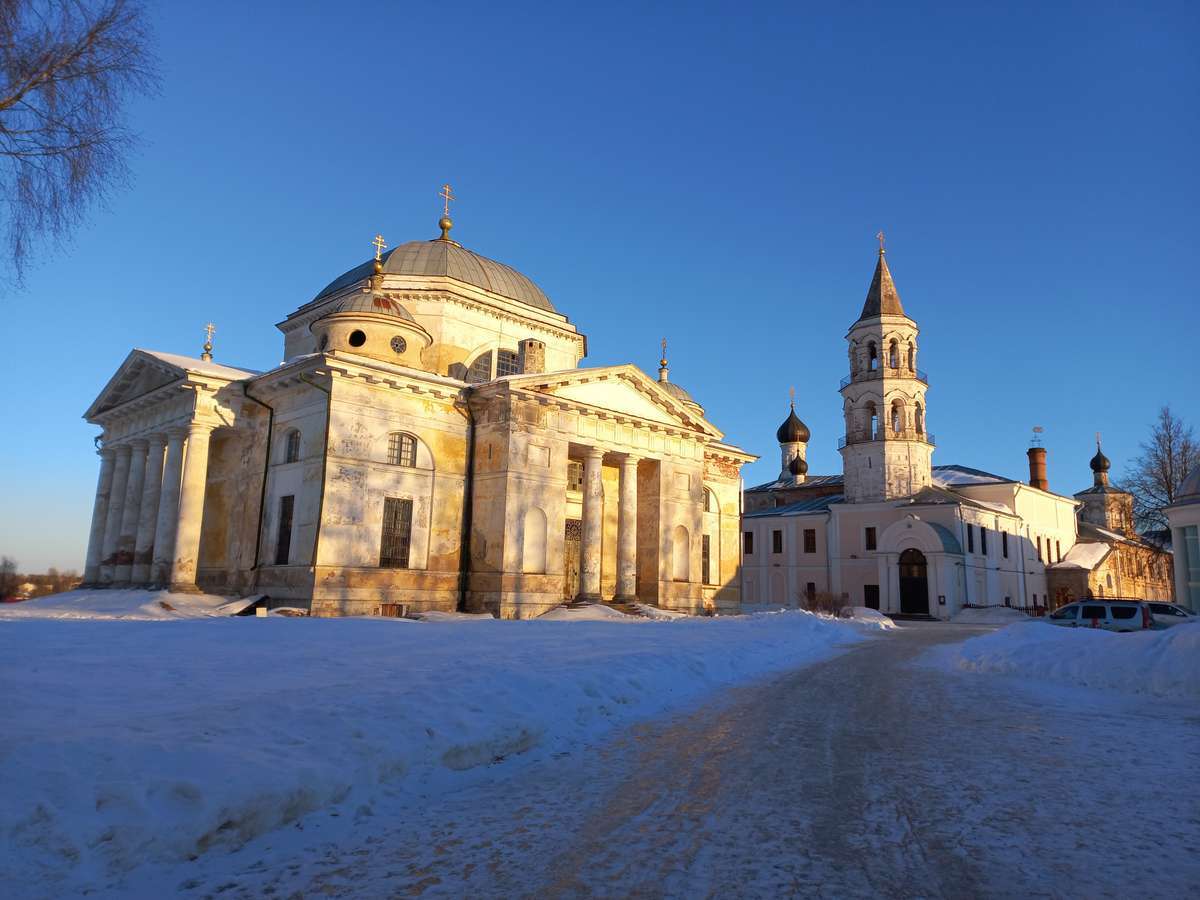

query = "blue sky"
[2, 1, 1197, 571]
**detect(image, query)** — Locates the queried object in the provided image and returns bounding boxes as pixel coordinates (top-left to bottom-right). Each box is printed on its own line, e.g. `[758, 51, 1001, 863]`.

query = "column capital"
[127, 437, 150, 450]
[620, 453, 642, 467]
[186, 420, 216, 437]
[165, 425, 189, 441]
[112, 442, 133, 456]
[583, 446, 605, 461]
[97, 445, 117, 459]
[147, 432, 168, 448]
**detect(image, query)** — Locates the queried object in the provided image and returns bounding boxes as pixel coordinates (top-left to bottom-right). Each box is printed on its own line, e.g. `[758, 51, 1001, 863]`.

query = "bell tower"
[838, 236, 934, 502]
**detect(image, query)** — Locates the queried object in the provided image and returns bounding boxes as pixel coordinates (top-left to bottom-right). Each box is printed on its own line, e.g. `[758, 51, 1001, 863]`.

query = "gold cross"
[660, 337, 668, 366]
[439, 183, 455, 217]
[876, 230, 886, 252]
[371, 233, 387, 261]
[205, 322, 215, 343]
[790, 386, 796, 408]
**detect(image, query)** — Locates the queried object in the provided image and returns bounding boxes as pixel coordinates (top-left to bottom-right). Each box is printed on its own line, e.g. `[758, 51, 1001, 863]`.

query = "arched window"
[865, 401, 878, 440]
[849, 340, 859, 375]
[284, 429, 301, 464]
[915, 402, 924, 435]
[888, 340, 899, 368]
[522, 507, 548, 574]
[466, 352, 493, 384]
[704, 487, 717, 513]
[906, 343, 915, 370]
[891, 400, 903, 434]
[868, 342, 878, 371]
[672, 525, 690, 582]
[387, 432, 417, 467]
[496, 349, 520, 377]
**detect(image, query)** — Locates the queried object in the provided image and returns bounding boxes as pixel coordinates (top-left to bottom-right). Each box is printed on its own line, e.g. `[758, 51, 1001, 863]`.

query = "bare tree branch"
[1122, 405, 1200, 533]
[0, 0, 158, 284]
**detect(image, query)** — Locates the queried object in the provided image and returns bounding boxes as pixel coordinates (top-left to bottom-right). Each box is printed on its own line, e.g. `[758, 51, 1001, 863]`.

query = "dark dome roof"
[776, 406, 811, 444]
[788, 454, 809, 476]
[1090, 445, 1111, 473]
[1180, 467, 1200, 498]
[313, 237, 555, 311]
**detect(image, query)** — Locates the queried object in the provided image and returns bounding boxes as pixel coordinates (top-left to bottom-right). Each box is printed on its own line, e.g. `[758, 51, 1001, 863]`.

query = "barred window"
[702, 534, 712, 585]
[496, 349, 520, 377]
[380, 497, 413, 568]
[274, 495, 294, 565]
[804, 529, 816, 554]
[567, 461, 584, 492]
[387, 432, 417, 467]
[284, 429, 301, 464]
[466, 352, 493, 384]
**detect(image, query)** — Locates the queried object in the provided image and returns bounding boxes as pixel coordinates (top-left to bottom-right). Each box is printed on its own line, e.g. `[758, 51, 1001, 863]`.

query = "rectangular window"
[967, 524, 975, 553]
[772, 530, 783, 554]
[803, 528, 816, 554]
[743, 531, 753, 555]
[806, 582, 816, 603]
[1037, 536, 1043, 562]
[274, 495, 294, 566]
[1056, 540, 1062, 563]
[379, 497, 413, 568]
[567, 461, 584, 492]
[865, 527, 877, 551]
[702, 534, 712, 585]
[863, 584, 880, 610]
[1002, 531, 1009, 558]
[981, 527, 989, 556]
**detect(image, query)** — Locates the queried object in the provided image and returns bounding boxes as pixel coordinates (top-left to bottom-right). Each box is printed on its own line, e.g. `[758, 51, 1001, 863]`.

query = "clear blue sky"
[2, 1, 1197, 571]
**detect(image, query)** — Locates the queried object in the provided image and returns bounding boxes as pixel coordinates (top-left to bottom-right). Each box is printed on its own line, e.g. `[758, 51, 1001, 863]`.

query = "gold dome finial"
[201, 322, 215, 362]
[437, 183, 456, 242]
[658, 337, 669, 383]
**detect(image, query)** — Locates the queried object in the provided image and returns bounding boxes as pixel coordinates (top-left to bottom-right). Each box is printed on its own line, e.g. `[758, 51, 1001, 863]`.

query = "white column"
[151, 428, 187, 586]
[113, 439, 148, 585]
[577, 447, 605, 602]
[615, 454, 640, 602]
[98, 444, 132, 584]
[131, 434, 166, 585]
[169, 422, 214, 592]
[81, 447, 117, 586]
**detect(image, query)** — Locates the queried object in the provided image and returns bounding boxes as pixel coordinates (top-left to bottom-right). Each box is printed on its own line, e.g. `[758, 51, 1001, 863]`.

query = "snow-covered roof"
[139, 350, 258, 380]
[744, 494, 843, 517]
[1051, 542, 1111, 571]
[932, 464, 1013, 487]
[746, 474, 842, 493]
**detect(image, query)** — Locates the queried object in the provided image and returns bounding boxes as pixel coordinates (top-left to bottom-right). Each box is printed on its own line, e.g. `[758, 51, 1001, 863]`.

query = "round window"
[390, 335, 407, 354]
[348, 330, 366, 348]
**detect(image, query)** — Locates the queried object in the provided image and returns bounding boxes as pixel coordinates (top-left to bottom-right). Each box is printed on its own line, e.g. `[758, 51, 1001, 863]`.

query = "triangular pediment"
[85, 350, 186, 420]
[506, 365, 721, 437]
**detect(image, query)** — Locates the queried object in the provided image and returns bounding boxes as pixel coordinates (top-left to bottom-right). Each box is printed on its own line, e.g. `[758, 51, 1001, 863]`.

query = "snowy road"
[127, 623, 1200, 898]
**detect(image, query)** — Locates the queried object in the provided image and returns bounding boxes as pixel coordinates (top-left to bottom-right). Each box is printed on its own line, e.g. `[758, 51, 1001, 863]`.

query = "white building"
[1165, 468, 1200, 611]
[742, 242, 1173, 617]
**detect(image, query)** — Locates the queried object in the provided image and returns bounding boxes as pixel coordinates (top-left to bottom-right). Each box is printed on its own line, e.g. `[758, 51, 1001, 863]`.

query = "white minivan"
[1047, 600, 1154, 632]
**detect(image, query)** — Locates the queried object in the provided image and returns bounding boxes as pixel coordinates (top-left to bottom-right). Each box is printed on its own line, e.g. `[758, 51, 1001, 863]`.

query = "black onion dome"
[788, 454, 809, 476]
[1090, 445, 1111, 473]
[776, 407, 811, 444]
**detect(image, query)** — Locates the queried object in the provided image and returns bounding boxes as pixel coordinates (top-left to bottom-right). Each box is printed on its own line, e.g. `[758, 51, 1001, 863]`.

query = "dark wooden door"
[899, 548, 929, 614]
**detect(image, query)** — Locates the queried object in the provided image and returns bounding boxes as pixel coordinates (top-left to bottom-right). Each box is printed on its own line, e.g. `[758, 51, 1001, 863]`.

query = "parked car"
[1047, 599, 1154, 632]
[1147, 602, 1198, 627]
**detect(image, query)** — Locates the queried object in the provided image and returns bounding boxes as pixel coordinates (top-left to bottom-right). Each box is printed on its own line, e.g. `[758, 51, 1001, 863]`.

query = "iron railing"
[839, 367, 928, 389]
[838, 431, 936, 449]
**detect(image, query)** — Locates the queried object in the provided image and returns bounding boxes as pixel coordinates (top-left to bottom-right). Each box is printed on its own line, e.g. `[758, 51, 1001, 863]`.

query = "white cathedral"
[742, 242, 1174, 617]
[79, 202, 754, 618]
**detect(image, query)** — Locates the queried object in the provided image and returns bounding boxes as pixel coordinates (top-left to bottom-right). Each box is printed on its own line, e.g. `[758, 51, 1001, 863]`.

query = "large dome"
[313, 237, 555, 312]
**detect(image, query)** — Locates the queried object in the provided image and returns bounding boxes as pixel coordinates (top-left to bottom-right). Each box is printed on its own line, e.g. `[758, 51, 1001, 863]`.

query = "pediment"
[508, 365, 720, 437]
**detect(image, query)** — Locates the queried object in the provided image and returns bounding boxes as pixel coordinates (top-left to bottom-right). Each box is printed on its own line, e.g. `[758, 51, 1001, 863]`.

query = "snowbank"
[0, 588, 255, 620]
[952, 606, 1031, 625]
[0, 610, 880, 892]
[928, 620, 1200, 700]
[839, 606, 898, 629]
[538, 603, 634, 621]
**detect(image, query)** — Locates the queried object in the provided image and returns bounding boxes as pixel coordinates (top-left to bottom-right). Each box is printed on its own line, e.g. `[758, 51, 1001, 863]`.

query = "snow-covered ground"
[0, 608, 879, 896]
[0, 588, 256, 619]
[951, 605, 1032, 625]
[928, 619, 1200, 700]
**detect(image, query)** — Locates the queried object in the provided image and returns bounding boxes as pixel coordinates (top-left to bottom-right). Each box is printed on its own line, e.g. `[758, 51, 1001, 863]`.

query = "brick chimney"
[518, 338, 545, 374]
[1027, 446, 1048, 491]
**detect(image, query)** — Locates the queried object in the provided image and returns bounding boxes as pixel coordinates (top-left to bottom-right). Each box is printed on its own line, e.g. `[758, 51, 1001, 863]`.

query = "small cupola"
[1090, 436, 1111, 487]
[311, 292, 433, 369]
[776, 405, 811, 445]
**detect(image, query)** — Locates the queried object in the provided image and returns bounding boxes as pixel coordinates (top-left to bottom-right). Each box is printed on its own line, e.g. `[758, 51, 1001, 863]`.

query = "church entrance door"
[563, 519, 581, 600]
[898, 548, 929, 615]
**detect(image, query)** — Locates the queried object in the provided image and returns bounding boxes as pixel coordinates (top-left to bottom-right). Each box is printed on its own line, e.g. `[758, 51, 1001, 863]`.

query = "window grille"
[702, 534, 711, 584]
[804, 529, 816, 554]
[387, 432, 417, 467]
[772, 530, 783, 554]
[466, 352, 493, 383]
[496, 349, 520, 377]
[380, 497, 413, 568]
[865, 527, 877, 551]
[284, 430, 301, 463]
[567, 461, 584, 492]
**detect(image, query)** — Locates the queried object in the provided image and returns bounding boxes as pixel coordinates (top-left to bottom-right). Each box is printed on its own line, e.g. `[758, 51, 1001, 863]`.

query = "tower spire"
[859, 233, 904, 320]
